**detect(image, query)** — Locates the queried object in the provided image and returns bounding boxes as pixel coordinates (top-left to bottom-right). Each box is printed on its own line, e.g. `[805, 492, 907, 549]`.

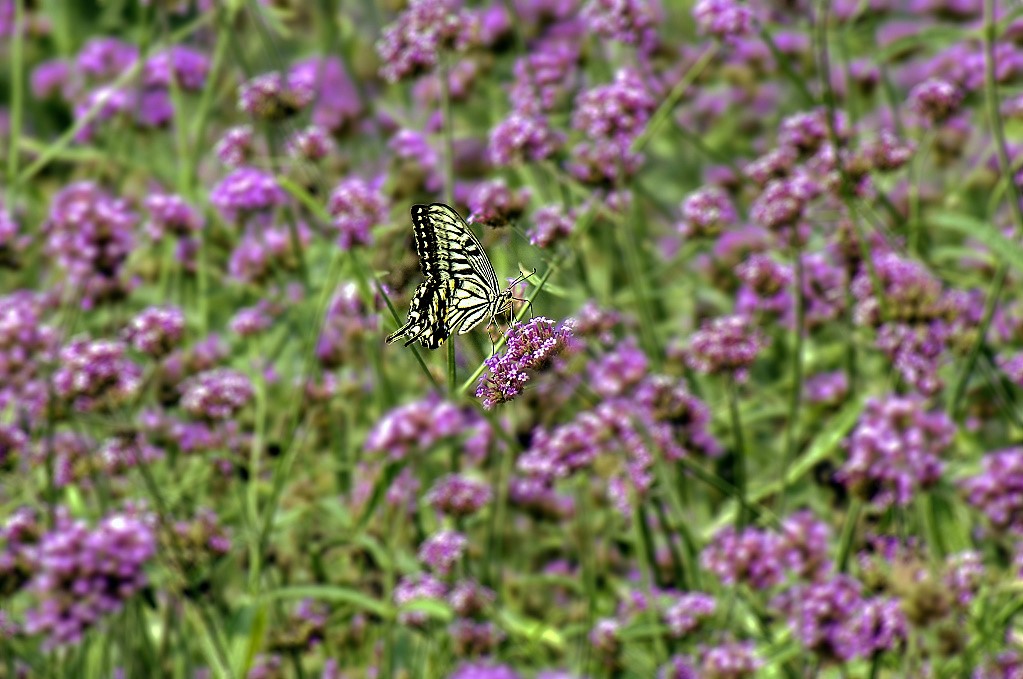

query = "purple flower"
[180, 369, 254, 420]
[749, 174, 820, 234]
[693, 0, 754, 39]
[777, 575, 864, 660]
[377, 0, 478, 83]
[394, 573, 447, 627]
[418, 529, 467, 575]
[366, 397, 476, 460]
[76, 37, 138, 80]
[509, 44, 580, 114]
[0, 291, 59, 422]
[44, 181, 137, 308]
[327, 176, 387, 250]
[489, 112, 563, 166]
[475, 317, 575, 409]
[315, 283, 380, 367]
[908, 78, 963, 125]
[290, 57, 362, 133]
[685, 315, 766, 382]
[143, 46, 209, 91]
[804, 370, 849, 407]
[427, 475, 492, 517]
[144, 193, 203, 239]
[838, 395, 954, 509]
[590, 339, 648, 398]
[467, 180, 530, 228]
[228, 222, 310, 284]
[569, 68, 655, 183]
[582, 0, 661, 50]
[210, 168, 287, 221]
[635, 376, 723, 459]
[589, 617, 621, 655]
[778, 108, 848, 157]
[237, 70, 316, 121]
[24, 508, 156, 649]
[73, 86, 135, 142]
[996, 351, 1023, 387]
[52, 338, 142, 412]
[659, 656, 699, 679]
[528, 205, 575, 248]
[98, 433, 163, 476]
[31, 59, 72, 99]
[779, 510, 832, 579]
[866, 129, 915, 171]
[286, 125, 336, 162]
[214, 125, 255, 167]
[230, 301, 277, 337]
[450, 619, 505, 657]
[699, 641, 762, 678]
[0, 424, 26, 471]
[875, 321, 947, 396]
[389, 129, 442, 193]
[851, 252, 943, 327]
[678, 186, 737, 239]
[123, 306, 185, 357]
[735, 253, 792, 320]
[662, 592, 716, 638]
[448, 580, 495, 617]
[701, 526, 786, 590]
[744, 147, 798, 186]
[508, 476, 575, 520]
[172, 508, 232, 558]
[961, 448, 1023, 534]
[944, 551, 985, 609]
[448, 662, 521, 679]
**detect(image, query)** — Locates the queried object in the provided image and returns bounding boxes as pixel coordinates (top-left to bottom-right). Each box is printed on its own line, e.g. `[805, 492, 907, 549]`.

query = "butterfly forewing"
[390, 204, 508, 349]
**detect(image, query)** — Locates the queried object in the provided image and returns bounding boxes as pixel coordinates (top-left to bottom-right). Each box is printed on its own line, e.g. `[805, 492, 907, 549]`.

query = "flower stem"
[728, 378, 749, 528]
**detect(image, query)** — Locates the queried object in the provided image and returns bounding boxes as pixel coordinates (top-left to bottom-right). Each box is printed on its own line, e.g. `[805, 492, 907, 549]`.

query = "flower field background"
[2, 0, 1023, 676]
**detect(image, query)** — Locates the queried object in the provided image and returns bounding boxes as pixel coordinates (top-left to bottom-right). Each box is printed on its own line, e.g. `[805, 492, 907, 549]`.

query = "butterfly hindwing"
[390, 203, 510, 349]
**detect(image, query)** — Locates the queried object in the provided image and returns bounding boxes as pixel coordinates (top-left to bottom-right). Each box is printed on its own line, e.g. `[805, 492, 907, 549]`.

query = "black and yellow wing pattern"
[386, 203, 512, 349]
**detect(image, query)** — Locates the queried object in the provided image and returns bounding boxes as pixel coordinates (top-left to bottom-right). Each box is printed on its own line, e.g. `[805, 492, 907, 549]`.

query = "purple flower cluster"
[123, 305, 185, 357]
[43, 181, 137, 308]
[179, 369, 254, 420]
[376, 0, 478, 83]
[418, 530, 468, 575]
[838, 395, 955, 509]
[52, 338, 142, 412]
[961, 448, 1023, 535]
[366, 397, 489, 460]
[476, 317, 575, 409]
[210, 168, 287, 222]
[678, 186, 738, 239]
[427, 474, 492, 518]
[467, 180, 530, 228]
[0, 292, 59, 421]
[327, 176, 387, 250]
[237, 70, 316, 121]
[684, 315, 765, 382]
[528, 205, 576, 248]
[25, 508, 156, 648]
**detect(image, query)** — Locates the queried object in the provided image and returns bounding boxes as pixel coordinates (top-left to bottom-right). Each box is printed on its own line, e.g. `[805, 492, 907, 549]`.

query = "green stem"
[949, 0, 1023, 419]
[836, 499, 862, 573]
[5, 0, 24, 203]
[779, 248, 805, 512]
[728, 378, 749, 528]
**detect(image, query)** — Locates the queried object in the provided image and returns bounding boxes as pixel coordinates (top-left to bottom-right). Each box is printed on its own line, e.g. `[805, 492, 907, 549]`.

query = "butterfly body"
[386, 203, 513, 349]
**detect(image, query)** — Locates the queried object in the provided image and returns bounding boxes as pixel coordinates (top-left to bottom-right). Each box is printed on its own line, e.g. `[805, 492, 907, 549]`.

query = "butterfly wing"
[390, 204, 505, 348]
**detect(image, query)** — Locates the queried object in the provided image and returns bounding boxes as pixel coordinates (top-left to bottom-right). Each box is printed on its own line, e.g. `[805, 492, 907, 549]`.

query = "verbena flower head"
[237, 70, 316, 121]
[582, 0, 661, 50]
[590, 339, 648, 398]
[377, 0, 477, 83]
[678, 186, 737, 239]
[449, 662, 521, 679]
[701, 526, 785, 590]
[489, 112, 563, 166]
[366, 397, 473, 460]
[509, 43, 580, 114]
[0, 291, 59, 422]
[179, 368, 254, 420]
[851, 252, 943, 327]
[837, 395, 954, 509]
[228, 222, 310, 284]
[143, 193, 203, 239]
[476, 317, 575, 409]
[394, 572, 447, 627]
[418, 530, 468, 575]
[76, 37, 138, 80]
[908, 77, 963, 125]
[327, 176, 387, 250]
[699, 641, 762, 678]
[528, 205, 575, 248]
[659, 656, 699, 679]
[427, 474, 492, 517]
[143, 45, 209, 91]
[44, 181, 137, 308]
[779, 509, 833, 579]
[662, 592, 716, 638]
[123, 306, 185, 357]
[685, 314, 766, 382]
[467, 179, 530, 228]
[866, 129, 916, 171]
[450, 619, 505, 657]
[214, 125, 254, 167]
[286, 125, 335, 162]
[210, 168, 287, 222]
[448, 579, 495, 617]
[24, 508, 156, 649]
[961, 448, 1023, 534]
[52, 338, 142, 412]
[693, 0, 754, 39]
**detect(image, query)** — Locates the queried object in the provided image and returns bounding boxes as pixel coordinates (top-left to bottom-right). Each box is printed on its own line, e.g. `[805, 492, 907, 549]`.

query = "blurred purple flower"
[961, 448, 1023, 535]
[180, 368, 254, 420]
[693, 0, 754, 39]
[366, 397, 475, 460]
[143, 46, 209, 91]
[215, 125, 255, 167]
[290, 57, 362, 133]
[210, 168, 287, 222]
[144, 192, 203, 239]
[286, 125, 336, 162]
[685, 314, 765, 382]
[678, 186, 737, 239]
[76, 37, 138, 80]
[582, 0, 661, 50]
[53, 338, 142, 412]
[327, 176, 387, 250]
[24, 508, 156, 649]
[701, 526, 785, 590]
[528, 205, 575, 248]
[237, 70, 316, 121]
[509, 43, 579, 114]
[838, 395, 954, 509]
[908, 78, 963, 125]
[489, 112, 563, 166]
[662, 592, 716, 638]
[467, 180, 530, 228]
[377, 0, 478, 83]
[123, 306, 185, 357]
[448, 580, 495, 617]
[427, 475, 492, 517]
[658, 656, 698, 679]
[804, 370, 849, 407]
[448, 662, 521, 679]
[394, 572, 447, 627]
[699, 641, 762, 678]
[419, 530, 468, 575]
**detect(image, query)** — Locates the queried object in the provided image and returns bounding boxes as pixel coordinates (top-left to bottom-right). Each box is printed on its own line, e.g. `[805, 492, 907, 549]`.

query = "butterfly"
[386, 203, 519, 349]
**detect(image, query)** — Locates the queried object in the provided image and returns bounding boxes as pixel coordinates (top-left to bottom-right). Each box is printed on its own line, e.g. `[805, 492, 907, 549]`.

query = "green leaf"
[930, 212, 1023, 276]
[497, 609, 565, 650]
[260, 585, 394, 619]
[398, 598, 454, 623]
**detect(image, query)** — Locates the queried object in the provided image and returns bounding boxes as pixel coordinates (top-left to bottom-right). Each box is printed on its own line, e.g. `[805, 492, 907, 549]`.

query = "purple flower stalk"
[662, 592, 716, 638]
[476, 317, 574, 409]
